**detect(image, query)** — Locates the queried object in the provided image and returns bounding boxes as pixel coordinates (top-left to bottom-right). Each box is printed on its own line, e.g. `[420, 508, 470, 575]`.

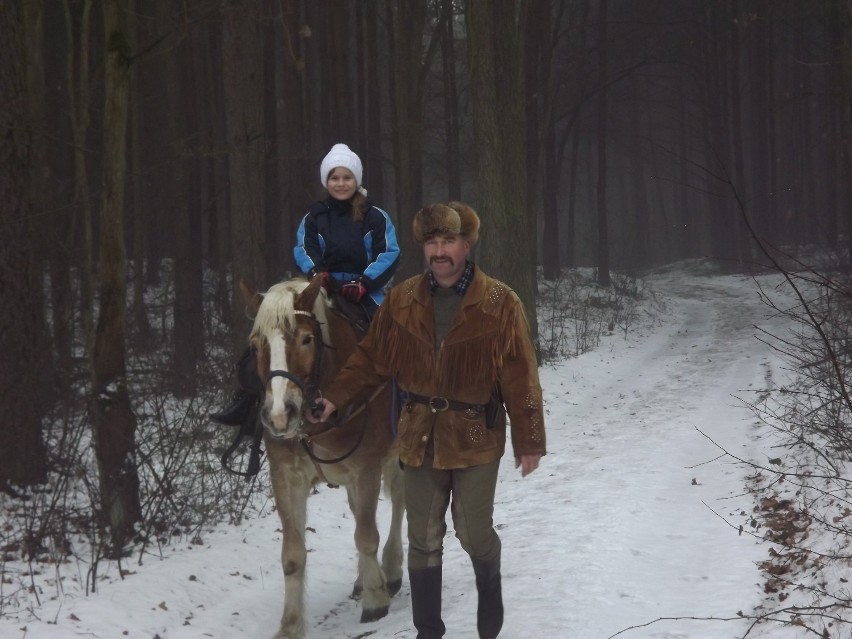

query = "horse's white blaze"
[268, 331, 291, 432]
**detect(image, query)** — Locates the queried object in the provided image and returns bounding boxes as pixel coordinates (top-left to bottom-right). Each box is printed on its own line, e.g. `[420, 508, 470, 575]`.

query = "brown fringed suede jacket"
[323, 266, 546, 469]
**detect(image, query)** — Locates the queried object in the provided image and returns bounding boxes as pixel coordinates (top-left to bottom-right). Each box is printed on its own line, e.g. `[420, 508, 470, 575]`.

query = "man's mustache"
[430, 256, 454, 266]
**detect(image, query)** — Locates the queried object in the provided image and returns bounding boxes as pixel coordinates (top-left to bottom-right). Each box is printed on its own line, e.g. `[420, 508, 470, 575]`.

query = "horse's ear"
[296, 273, 325, 311]
[239, 279, 264, 317]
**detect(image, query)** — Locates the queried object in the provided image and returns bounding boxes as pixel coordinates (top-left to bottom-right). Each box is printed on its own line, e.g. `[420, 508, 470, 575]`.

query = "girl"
[212, 143, 400, 428]
[294, 143, 400, 317]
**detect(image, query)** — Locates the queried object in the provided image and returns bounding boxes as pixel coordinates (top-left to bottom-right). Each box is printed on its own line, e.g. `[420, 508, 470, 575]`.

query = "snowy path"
[0, 268, 793, 639]
[519, 270, 782, 639]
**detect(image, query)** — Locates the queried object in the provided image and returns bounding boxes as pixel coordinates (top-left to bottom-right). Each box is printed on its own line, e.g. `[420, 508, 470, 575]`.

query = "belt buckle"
[429, 396, 450, 413]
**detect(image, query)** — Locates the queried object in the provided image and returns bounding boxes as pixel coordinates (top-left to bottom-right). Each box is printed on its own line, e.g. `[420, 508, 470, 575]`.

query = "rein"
[299, 383, 388, 465]
[265, 307, 381, 466]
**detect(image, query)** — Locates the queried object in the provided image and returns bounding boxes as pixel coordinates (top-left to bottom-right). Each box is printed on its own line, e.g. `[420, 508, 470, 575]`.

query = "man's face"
[423, 234, 471, 286]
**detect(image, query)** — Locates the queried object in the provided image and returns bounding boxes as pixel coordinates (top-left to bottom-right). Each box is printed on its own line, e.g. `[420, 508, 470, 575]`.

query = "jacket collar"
[427, 261, 474, 295]
[408, 263, 488, 311]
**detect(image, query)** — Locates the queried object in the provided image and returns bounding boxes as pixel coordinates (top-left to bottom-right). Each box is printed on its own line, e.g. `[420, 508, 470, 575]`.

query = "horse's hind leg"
[381, 455, 405, 596]
[346, 470, 391, 623]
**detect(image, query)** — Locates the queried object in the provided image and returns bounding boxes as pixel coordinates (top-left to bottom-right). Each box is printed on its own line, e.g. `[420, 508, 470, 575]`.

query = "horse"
[240, 274, 404, 639]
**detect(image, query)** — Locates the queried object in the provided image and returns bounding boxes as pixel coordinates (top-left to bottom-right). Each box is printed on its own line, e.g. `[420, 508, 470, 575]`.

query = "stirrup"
[220, 402, 263, 479]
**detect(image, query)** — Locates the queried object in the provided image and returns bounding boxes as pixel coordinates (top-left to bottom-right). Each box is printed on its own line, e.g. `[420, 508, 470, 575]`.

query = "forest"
[1, 0, 850, 558]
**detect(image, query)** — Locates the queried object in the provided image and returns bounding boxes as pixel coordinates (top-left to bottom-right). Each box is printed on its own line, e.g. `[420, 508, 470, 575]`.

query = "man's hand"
[515, 454, 541, 477]
[340, 280, 367, 303]
[305, 398, 338, 424]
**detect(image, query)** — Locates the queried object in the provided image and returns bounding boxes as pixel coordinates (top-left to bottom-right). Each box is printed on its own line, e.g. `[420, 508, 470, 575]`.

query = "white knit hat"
[320, 143, 363, 188]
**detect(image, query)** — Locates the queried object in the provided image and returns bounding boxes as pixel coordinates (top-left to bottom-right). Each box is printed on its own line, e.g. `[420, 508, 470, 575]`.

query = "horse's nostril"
[284, 401, 299, 420]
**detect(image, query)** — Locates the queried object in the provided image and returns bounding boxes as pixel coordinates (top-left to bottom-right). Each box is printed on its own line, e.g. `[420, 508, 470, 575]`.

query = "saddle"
[329, 294, 371, 338]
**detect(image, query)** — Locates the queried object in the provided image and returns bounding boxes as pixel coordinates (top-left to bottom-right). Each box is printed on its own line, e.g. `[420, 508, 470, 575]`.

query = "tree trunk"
[171, 8, 204, 390]
[275, 0, 310, 273]
[627, 76, 649, 269]
[467, 0, 537, 330]
[262, 0, 282, 277]
[544, 0, 590, 274]
[222, 0, 267, 355]
[63, 0, 96, 354]
[389, 0, 429, 278]
[24, 0, 52, 373]
[747, 0, 771, 245]
[542, 123, 560, 279]
[677, 72, 695, 260]
[837, 0, 852, 267]
[90, 0, 141, 553]
[441, 0, 461, 201]
[318, 0, 351, 141]
[528, 0, 556, 280]
[595, 0, 610, 288]
[363, 2, 386, 202]
[729, 0, 750, 268]
[698, 1, 739, 271]
[0, 0, 49, 488]
[565, 120, 581, 268]
[129, 4, 151, 346]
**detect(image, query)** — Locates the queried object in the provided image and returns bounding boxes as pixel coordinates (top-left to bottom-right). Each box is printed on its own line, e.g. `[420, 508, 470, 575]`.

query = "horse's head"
[241, 275, 330, 440]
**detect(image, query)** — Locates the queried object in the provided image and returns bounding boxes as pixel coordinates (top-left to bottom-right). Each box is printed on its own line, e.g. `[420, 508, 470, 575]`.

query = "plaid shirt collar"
[428, 260, 474, 296]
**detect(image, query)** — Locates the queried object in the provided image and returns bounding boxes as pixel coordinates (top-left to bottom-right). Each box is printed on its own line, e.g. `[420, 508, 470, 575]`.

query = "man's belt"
[400, 391, 486, 414]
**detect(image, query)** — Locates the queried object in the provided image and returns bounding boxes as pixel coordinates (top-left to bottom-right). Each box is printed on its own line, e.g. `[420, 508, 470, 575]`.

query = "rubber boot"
[210, 390, 255, 426]
[472, 557, 503, 639]
[409, 566, 445, 639]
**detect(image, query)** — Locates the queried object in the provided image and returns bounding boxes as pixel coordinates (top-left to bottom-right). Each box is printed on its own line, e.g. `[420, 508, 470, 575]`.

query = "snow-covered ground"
[0, 263, 813, 638]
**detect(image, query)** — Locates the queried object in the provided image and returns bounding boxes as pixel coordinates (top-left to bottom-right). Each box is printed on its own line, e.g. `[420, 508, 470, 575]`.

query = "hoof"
[360, 604, 390, 623]
[387, 577, 402, 596]
[350, 583, 363, 600]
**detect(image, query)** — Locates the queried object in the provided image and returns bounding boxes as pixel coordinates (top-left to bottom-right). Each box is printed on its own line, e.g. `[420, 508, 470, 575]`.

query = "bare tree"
[222, 0, 267, 354]
[170, 9, 204, 390]
[62, 0, 96, 352]
[271, 0, 310, 269]
[362, 2, 386, 201]
[89, 0, 142, 553]
[533, 0, 591, 278]
[840, 0, 852, 267]
[388, 0, 431, 278]
[467, 0, 537, 327]
[0, 0, 49, 488]
[595, 0, 611, 287]
[440, 0, 462, 201]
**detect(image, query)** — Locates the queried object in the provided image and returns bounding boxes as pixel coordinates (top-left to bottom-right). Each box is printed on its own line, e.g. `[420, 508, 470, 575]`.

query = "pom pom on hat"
[320, 143, 363, 188]
[413, 202, 480, 245]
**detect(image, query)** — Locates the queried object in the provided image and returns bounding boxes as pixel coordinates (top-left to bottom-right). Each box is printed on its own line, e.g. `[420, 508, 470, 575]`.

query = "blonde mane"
[250, 279, 331, 347]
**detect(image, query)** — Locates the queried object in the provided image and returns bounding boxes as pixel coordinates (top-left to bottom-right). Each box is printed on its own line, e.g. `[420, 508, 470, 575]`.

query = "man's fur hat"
[412, 201, 480, 245]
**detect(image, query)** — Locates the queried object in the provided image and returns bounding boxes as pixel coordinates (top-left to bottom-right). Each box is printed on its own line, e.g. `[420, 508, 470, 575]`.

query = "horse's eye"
[301, 334, 313, 346]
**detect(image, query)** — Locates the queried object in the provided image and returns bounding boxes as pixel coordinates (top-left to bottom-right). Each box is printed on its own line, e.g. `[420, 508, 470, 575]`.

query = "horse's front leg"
[269, 452, 312, 639]
[346, 469, 391, 623]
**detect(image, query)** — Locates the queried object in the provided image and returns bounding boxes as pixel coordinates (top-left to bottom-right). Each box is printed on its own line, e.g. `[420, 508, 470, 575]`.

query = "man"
[309, 202, 546, 639]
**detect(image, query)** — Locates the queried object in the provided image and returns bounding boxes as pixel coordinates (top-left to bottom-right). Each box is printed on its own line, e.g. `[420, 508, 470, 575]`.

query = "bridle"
[265, 309, 326, 417]
[265, 308, 374, 466]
